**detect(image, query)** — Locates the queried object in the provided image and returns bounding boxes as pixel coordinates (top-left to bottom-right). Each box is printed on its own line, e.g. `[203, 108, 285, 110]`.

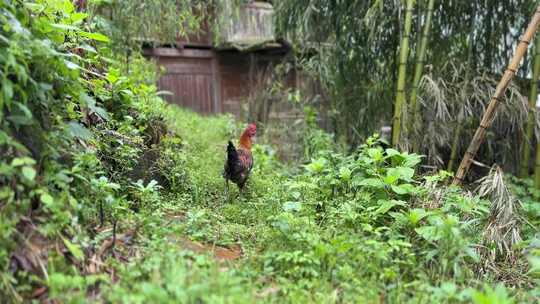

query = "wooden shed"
[143, 1, 295, 119]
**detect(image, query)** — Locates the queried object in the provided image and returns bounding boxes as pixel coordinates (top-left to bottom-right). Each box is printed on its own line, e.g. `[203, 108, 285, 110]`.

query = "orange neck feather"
[239, 132, 252, 150]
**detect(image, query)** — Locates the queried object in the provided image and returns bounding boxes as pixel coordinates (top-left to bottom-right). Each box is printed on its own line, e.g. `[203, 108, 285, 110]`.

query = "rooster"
[223, 123, 257, 194]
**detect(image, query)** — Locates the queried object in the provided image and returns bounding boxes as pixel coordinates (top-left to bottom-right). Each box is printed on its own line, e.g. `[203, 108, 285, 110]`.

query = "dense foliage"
[0, 0, 185, 300]
[2, 0, 540, 303]
[87, 0, 212, 69]
[274, 0, 537, 177]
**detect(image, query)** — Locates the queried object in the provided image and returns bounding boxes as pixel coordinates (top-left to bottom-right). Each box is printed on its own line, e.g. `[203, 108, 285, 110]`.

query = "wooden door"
[147, 48, 220, 114]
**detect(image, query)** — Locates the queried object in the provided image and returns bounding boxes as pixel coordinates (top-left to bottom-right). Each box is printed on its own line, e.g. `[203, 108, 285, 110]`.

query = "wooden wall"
[144, 48, 220, 114]
[220, 1, 275, 46]
[217, 52, 251, 116]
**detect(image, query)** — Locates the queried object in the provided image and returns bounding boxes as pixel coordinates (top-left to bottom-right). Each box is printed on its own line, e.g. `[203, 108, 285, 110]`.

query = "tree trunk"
[392, 0, 415, 147]
[452, 6, 540, 185]
[409, 0, 435, 150]
[522, 36, 540, 177]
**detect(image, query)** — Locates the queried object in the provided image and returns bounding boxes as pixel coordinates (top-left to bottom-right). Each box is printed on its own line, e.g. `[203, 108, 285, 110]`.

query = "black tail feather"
[224, 141, 239, 178]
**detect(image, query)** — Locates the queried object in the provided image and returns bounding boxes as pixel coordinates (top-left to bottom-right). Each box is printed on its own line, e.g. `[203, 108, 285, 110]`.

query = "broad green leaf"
[407, 208, 429, 225]
[119, 89, 134, 97]
[62, 0, 75, 13]
[384, 174, 399, 185]
[387, 166, 415, 181]
[79, 44, 97, 53]
[374, 200, 406, 216]
[70, 12, 89, 24]
[79, 31, 110, 42]
[50, 23, 79, 31]
[23, 3, 45, 12]
[415, 226, 439, 241]
[11, 157, 36, 167]
[439, 282, 458, 295]
[79, 92, 94, 107]
[39, 82, 53, 91]
[106, 70, 120, 84]
[92, 106, 110, 121]
[3, 79, 13, 100]
[391, 183, 415, 195]
[339, 167, 352, 181]
[306, 158, 326, 174]
[7, 114, 34, 126]
[357, 178, 385, 189]
[283, 201, 302, 212]
[367, 148, 384, 162]
[80, 92, 110, 120]
[67, 122, 93, 140]
[385, 148, 401, 157]
[465, 246, 479, 263]
[6, 12, 28, 35]
[64, 59, 81, 70]
[403, 154, 423, 167]
[40, 192, 54, 206]
[21, 166, 36, 181]
[399, 167, 415, 180]
[15, 103, 33, 120]
[528, 255, 540, 275]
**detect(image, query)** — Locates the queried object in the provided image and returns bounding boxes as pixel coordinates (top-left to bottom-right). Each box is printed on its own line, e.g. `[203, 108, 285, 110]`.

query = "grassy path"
[99, 107, 289, 302]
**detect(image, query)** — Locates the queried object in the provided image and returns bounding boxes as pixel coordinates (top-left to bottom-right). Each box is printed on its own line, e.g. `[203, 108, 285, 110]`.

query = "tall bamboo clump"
[453, 6, 540, 185]
[535, 141, 540, 187]
[392, 0, 415, 147]
[409, 0, 435, 150]
[448, 5, 477, 172]
[535, 115, 540, 187]
[521, 35, 540, 178]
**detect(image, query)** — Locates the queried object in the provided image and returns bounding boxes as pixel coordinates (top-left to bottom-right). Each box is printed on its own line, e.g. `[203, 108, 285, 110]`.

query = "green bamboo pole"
[448, 3, 476, 172]
[522, 36, 540, 177]
[392, 0, 415, 147]
[447, 123, 462, 171]
[408, 0, 435, 148]
[535, 141, 540, 187]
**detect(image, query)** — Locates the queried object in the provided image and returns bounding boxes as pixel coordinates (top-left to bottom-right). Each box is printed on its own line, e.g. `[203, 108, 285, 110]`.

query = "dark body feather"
[223, 141, 253, 190]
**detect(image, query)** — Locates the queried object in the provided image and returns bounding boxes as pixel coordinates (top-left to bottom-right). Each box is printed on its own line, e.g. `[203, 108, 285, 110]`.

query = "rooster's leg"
[224, 179, 229, 197]
[238, 182, 245, 198]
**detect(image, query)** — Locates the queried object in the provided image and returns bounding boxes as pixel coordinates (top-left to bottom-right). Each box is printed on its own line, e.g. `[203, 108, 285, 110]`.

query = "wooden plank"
[143, 47, 214, 59]
[212, 57, 222, 113]
[162, 64, 212, 75]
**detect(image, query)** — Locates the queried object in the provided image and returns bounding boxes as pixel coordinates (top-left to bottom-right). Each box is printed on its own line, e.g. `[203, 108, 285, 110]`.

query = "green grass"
[2, 1, 539, 300]
[92, 106, 540, 303]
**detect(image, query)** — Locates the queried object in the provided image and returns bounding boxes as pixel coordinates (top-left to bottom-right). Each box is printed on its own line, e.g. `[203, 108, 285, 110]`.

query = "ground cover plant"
[2, 0, 540, 303]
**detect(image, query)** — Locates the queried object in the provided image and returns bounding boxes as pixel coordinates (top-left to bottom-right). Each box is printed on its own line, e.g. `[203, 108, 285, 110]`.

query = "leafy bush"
[1, 1, 538, 303]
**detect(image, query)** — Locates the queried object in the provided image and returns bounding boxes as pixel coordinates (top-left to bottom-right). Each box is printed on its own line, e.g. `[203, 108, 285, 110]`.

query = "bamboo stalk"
[408, 0, 435, 148]
[521, 36, 540, 177]
[535, 141, 540, 187]
[447, 123, 462, 171]
[448, 4, 476, 171]
[392, 0, 415, 147]
[452, 6, 540, 185]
